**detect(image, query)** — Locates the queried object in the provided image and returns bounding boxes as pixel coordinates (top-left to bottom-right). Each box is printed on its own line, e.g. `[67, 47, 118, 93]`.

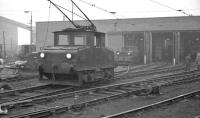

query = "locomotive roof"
[54, 28, 105, 34]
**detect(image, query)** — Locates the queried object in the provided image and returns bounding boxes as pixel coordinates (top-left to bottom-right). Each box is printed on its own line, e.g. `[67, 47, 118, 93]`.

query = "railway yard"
[1, 0, 200, 118]
[0, 63, 199, 118]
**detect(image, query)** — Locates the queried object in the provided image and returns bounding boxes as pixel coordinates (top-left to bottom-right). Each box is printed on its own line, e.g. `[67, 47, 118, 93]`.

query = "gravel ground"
[2, 64, 197, 118]
[3, 71, 43, 90]
[131, 96, 200, 118]
[9, 78, 42, 89]
[58, 80, 200, 118]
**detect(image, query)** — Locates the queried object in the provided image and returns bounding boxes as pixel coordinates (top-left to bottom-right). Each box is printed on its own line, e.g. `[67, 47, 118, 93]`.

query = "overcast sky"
[0, 0, 199, 45]
[0, 0, 200, 26]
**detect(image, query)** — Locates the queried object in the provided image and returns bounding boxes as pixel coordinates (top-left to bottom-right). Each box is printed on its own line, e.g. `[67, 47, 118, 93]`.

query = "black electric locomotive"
[38, 0, 115, 86]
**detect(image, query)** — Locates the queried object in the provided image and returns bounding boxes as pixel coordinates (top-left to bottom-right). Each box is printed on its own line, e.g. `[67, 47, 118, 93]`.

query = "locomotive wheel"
[104, 68, 114, 80]
[110, 69, 114, 78]
[77, 72, 83, 85]
[88, 71, 95, 82]
[38, 66, 44, 80]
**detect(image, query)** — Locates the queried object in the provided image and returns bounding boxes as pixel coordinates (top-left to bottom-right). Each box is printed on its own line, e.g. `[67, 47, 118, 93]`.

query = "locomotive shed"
[36, 16, 200, 65]
[1, 0, 200, 117]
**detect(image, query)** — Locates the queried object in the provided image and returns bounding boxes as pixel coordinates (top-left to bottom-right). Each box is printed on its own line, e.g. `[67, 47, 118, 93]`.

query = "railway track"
[0, 63, 180, 103]
[0, 84, 74, 104]
[115, 63, 185, 80]
[103, 89, 200, 118]
[0, 62, 183, 91]
[0, 63, 163, 86]
[115, 63, 167, 74]
[0, 63, 184, 104]
[2, 69, 200, 118]
[0, 63, 178, 92]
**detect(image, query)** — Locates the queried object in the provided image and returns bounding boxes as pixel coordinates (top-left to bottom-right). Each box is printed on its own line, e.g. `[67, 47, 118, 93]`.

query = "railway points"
[1, 65, 199, 117]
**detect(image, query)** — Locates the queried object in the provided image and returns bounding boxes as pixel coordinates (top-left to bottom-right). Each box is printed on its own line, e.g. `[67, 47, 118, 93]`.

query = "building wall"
[36, 16, 200, 64]
[0, 20, 18, 57]
[0, 16, 30, 58]
[36, 16, 200, 51]
[106, 32, 123, 52]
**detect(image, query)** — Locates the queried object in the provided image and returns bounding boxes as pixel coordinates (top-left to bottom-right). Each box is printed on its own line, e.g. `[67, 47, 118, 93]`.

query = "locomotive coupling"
[52, 63, 75, 73]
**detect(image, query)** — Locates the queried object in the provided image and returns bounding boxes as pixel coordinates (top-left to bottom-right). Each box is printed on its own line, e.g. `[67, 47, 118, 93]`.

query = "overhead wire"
[43, 1, 85, 47]
[43, 2, 51, 47]
[76, 0, 123, 19]
[76, 0, 129, 31]
[149, 0, 193, 16]
[51, 1, 87, 20]
[43, 0, 197, 35]
[78, 0, 113, 13]
[117, 9, 200, 13]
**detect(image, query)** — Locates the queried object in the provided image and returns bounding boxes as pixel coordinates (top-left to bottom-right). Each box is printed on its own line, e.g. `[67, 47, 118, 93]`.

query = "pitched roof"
[0, 16, 29, 30]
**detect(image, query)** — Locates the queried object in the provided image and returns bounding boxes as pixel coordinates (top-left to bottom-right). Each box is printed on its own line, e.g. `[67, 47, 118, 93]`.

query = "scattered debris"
[194, 94, 200, 99]
[134, 85, 160, 96]
[195, 115, 200, 118]
[0, 60, 29, 81]
[0, 67, 20, 80]
[150, 86, 160, 95]
[0, 105, 8, 115]
[7, 60, 27, 69]
[0, 83, 12, 90]
[0, 58, 4, 65]
[134, 88, 152, 96]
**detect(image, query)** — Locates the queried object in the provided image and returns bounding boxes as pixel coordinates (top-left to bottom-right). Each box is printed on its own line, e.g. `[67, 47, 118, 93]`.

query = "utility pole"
[11, 39, 13, 54]
[72, 2, 74, 21]
[24, 11, 33, 45]
[2, 31, 6, 58]
[30, 11, 33, 44]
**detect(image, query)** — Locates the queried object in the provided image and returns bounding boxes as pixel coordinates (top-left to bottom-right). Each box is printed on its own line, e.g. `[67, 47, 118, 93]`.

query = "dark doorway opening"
[123, 32, 144, 64]
[180, 31, 200, 62]
[152, 32, 173, 63]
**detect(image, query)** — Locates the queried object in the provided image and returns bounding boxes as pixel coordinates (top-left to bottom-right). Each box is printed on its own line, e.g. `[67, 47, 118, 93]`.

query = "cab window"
[74, 36, 86, 45]
[58, 35, 69, 45]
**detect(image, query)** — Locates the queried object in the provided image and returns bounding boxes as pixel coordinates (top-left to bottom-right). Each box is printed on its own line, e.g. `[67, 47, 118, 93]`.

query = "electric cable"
[76, 0, 122, 19]
[149, 0, 193, 16]
[55, 2, 87, 20]
[43, 2, 51, 47]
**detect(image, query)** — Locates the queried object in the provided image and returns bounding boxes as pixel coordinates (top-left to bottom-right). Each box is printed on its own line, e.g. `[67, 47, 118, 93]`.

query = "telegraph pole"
[24, 11, 33, 44]
[2, 31, 6, 58]
[30, 11, 33, 44]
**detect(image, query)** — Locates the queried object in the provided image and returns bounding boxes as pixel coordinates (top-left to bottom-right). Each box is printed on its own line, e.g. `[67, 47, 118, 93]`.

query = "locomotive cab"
[39, 28, 115, 86]
[54, 28, 105, 47]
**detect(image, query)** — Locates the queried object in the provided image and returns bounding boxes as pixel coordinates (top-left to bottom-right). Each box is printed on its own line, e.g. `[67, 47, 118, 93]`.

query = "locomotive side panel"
[92, 48, 114, 68]
[75, 47, 94, 69]
[75, 47, 114, 71]
[74, 47, 114, 84]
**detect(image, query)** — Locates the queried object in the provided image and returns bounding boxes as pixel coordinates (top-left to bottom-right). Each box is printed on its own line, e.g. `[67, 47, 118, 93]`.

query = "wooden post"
[2, 31, 6, 58]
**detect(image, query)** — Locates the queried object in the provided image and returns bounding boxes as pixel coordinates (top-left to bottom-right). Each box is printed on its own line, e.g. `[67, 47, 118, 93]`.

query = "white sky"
[0, 0, 200, 26]
[1, 0, 199, 45]
[18, 27, 30, 45]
